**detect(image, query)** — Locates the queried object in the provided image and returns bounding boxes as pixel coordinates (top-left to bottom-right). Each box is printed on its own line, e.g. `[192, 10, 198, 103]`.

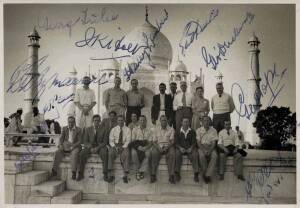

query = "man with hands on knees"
[218, 120, 246, 181]
[108, 115, 131, 183]
[196, 116, 218, 184]
[51, 116, 82, 180]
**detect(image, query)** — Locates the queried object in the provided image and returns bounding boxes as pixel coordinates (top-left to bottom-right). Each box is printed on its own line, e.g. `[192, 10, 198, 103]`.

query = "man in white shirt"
[196, 116, 218, 184]
[108, 115, 131, 183]
[173, 81, 193, 131]
[211, 82, 235, 132]
[74, 76, 96, 128]
[218, 120, 245, 181]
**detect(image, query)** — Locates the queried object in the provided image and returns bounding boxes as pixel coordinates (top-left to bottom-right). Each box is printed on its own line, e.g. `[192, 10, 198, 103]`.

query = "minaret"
[67, 67, 77, 117]
[246, 33, 262, 146]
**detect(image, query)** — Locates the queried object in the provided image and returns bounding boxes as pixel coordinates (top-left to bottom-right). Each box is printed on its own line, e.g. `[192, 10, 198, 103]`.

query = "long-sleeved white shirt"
[109, 125, 131, 148]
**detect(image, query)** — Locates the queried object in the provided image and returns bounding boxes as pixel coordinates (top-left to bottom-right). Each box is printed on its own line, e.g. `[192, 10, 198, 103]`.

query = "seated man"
[130, 115, 152, 181]
[108, 115, 131, 183]
[51, 116, 82, 180]
[196, 116, 218, 183]
[77, 114, 101, 181]
[174, 117, 200, 183]
[218, 120, 246, 181]
[152, 115, 175, 183]
[5, 113, 23, 146]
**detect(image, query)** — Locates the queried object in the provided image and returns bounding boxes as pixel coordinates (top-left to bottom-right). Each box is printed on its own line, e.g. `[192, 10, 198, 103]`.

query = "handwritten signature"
[231, 63, 287, 122]
[15, 145, 39, 170]
[37, 7, 119, 37]
[179, 8, 219, 56]
[201, 12, 254, 70]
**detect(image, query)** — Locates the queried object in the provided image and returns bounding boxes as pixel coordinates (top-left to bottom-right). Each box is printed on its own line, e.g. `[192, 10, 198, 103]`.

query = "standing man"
[174, 118, 200, 183]
[104, 77, 127, 116]
[169, 82, 177, 129]
[196, 116, 218, 184]
[126, 79, 145, 125]
[151, 83, 173, 126]
[211, 82, 235, 133]
[218, 120, 245, 181]
[51, 116, 82, 180]
[108, 115, 131, 183]
[74, 76, 96, 129]
[77, 114, 101, 181]
[152, 115, 175, 183]
[173, 81, 193, 130]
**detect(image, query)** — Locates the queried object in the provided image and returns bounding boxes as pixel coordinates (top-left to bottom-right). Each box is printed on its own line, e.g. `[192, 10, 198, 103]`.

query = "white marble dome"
[101, 59, 119, 70]
[174, 60, 187, 72]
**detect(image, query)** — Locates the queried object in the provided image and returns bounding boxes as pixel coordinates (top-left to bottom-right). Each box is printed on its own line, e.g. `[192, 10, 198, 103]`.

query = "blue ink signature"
[231, 63, 287, 123]
[179, 9, 219, 56]
[6, 55, 109, 99]
[15, 145, 39, 170]
[201, 12, 254, 70]
[122, 9, 169, 81]
[37, 7, 119, 37]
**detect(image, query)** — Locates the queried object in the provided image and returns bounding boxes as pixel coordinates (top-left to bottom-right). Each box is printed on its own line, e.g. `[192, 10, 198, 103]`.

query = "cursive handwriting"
[15, 145, 39, 170]
[37, 7, 119, 37]
[202, 12, 254, 70]
[231, 63, 287, 123]
[179, 9, 219, 56]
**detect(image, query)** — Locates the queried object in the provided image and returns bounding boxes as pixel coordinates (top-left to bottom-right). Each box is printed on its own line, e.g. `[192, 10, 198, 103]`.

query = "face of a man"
[117, 117, 125, 127]
[114, 77, 121, 87]
[93, 117, 101, 127]
[181, 118, 189, 129]
[68, 117, 76, 129]
[83, 77, 91, 86]
[139, 117, 147, 128]
[131, 79, 138, 89]
[202, 117, 210, 128]
[159, 84, 166, 94]
[216, 84, 224, 95]
[224, 121, 231, 130]
[109, 113, 117, 122]
[131, 114, 138, 123]
[196, 88, 204, 97]
[170, 84, 177, 94]
[32, 107, 39, 115]
[160, 116, 168, 128]
[180, 83, 187, 92]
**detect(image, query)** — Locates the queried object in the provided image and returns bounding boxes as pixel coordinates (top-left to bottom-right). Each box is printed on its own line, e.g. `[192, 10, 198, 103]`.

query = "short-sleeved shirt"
[153, 125, 174, 147]
[74, 88, 96, 106]
[211, 92, 235, 114]
[218, 129, 239, 146]
[105, 87, 126, 107]
[126, 89, 144, 107]
[196, 126, 218, 145]
[132, 126, 153, 141]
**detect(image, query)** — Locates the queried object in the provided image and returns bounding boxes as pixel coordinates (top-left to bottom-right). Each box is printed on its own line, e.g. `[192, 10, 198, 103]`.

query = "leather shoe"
[76, 172, 84, 181]
[71, 171, 76, 180]
[150, 175, 156, 183]
[194, 173, 199, 183]
[175, 172, 181, 182]
[169, 175, 175, 184]
[238, 175, 245, 181]
[108, 176, 115, 183]
[123, 176, 128, 183]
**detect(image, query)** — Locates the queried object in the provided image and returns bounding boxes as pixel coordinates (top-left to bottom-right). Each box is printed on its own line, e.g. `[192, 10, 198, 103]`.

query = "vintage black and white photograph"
[2, 1, 297, 205]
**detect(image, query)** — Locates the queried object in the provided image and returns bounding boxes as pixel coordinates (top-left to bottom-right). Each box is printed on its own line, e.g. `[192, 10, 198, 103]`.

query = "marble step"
[27, 195, 51, 204]
[5, 160, 33, 174]
[16, 170, 49, 185]
[31, 180, 65, 197]
[80, 199, 99, 204]
[51, 190, 82, 204]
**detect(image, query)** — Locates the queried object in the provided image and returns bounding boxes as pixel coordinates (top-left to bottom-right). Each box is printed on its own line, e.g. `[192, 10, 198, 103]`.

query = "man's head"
[4, 117, 10, 128]
[139, 115, 147, 128]
[93, 114, 101, 127]
[108, 111, 117, 122]
[224, 120, 231, 130]
[82, 76, 91, 87]
[170, 82, 177, 94]
[131, 113, 138, 123]
[235, 126, 240, 131]
[196, 86, 204, 97]
[216, 82, 224, 95]
[117, 115, 125, 127]
[160, 115, 168, 128]
[159, 83, 166, 94]
[180, 81, 187, 92]
[32, 107, 39, 116]
[114, 77, 121, 88]
[181, 117, 190, 129]
[17, 108, 23, 116]
[68, 116, 76, 129]
[202, 116, 212, 129]
[130, 79, 138, 90]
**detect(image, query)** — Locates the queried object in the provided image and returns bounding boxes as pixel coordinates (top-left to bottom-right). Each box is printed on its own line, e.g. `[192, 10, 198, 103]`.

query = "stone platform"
[4, 147, 296, 204]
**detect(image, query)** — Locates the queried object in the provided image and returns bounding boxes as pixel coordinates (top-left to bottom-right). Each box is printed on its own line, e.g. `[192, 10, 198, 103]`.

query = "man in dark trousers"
[174, 117, 200, 183]
[151, 83, 173, 125]
[169, 82, 177, 129]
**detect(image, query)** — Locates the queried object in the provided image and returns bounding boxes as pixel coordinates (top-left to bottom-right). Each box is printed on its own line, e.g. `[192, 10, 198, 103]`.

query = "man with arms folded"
[108, 115, 131, 183]
[77, 114, 102, 181]
[152, 115, 175, 183]
[51, 116, 82, 180]
[218, 120, 246, 181]
[174, 117, 200, 183]
[196, 116, 218, 184]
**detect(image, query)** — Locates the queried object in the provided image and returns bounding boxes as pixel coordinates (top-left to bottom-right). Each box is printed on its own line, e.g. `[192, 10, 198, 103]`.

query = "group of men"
[50, 76, 246, 184]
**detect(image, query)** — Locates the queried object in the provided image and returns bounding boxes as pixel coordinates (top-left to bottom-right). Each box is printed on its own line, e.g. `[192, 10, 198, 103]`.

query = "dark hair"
[109, 111, 117, 116]
[170, 82, 177, 86]
[196, 86, 204, 91]
[117, 115, 125, 119]
[159, 83, 166, 87]
[216, 82, 223, 86]
[93, 114, 101, 120]
[131, 78, 138, 83]
[68, 115, 75, 120]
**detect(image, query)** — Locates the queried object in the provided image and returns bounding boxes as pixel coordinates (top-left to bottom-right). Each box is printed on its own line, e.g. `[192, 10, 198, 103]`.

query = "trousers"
[53, 147, 80, 172]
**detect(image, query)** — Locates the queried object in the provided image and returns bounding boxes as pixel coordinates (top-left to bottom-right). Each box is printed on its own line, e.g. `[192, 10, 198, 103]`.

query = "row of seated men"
[50, 110, 247, 184]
